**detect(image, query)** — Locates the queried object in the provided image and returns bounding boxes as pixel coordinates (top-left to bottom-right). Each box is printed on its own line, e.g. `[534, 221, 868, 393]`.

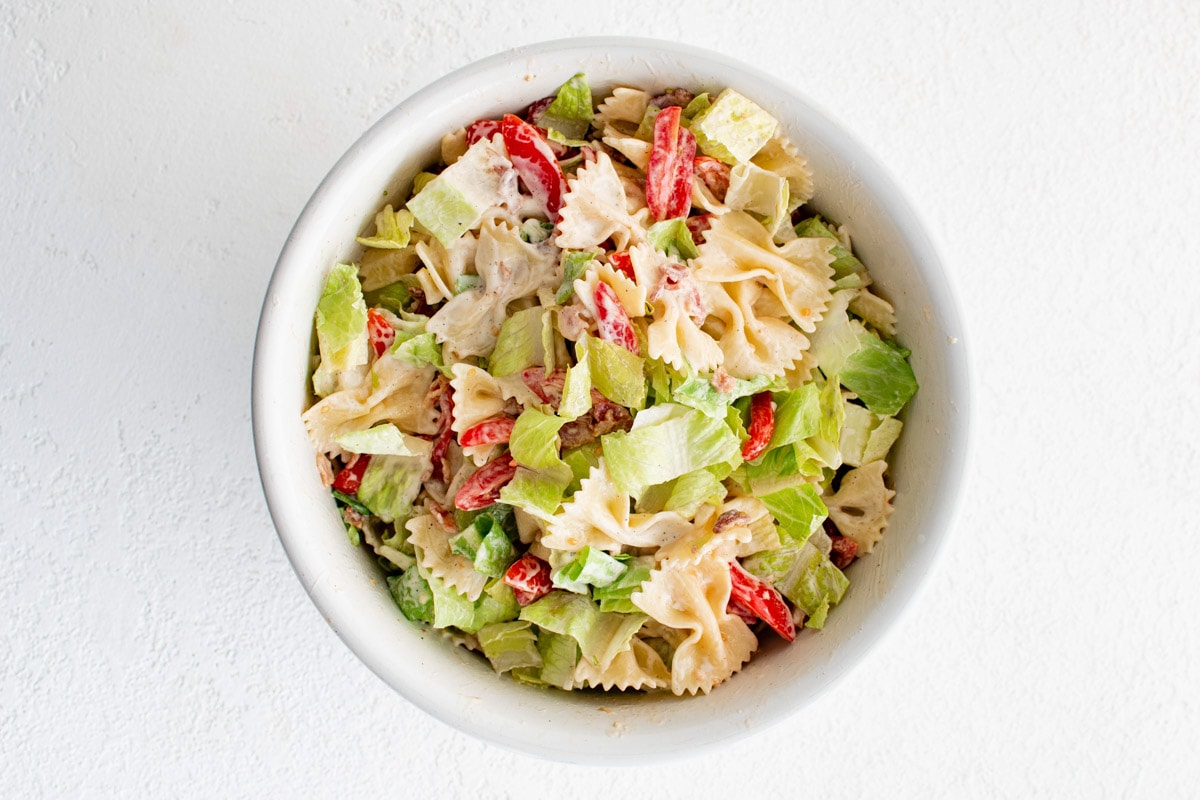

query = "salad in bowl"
[301, 73, 918, 696]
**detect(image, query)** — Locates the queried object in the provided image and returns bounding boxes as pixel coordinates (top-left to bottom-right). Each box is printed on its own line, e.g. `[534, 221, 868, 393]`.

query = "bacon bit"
[454, 456, 518, 511]
[608, 250, 636, 282]
[316, 454, 335, 489]
[459, 416, 516, 447]
[520, 367, 567, 407]
[646, 106, 698, 221]
[709, 366, 736, 394]
[557, 401, 634, 450]
[685, 213, 713, 244]
[649, 88, 696, 109]
[713, 509, 751, 534]
[504, 553, 554, 606]
[332, 455, 371, 495]
[742, 392, 776, 462]
[429, 378, 455, 483]
[557, 302, 593, 341]
[341, 505, 368, 529]
[830, 535, 859, 570]
[428, 502, 457, 532]
[728, 560, 796, 642]
[593, 281, 639, 353]
[693, 156, 731, 201]
[650, 260, 707, 323]
[366, 308, 395, 358]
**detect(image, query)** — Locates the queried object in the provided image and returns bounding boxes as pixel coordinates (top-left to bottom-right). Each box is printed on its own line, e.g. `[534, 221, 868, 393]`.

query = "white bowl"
[252, 37, 971, 765]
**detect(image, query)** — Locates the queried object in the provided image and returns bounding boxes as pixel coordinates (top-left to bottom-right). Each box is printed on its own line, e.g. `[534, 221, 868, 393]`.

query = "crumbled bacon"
[557, 401, 634, 450]
[650, 88, 696, 109]
[710, 367, 736, 394]
[341, 505, 368, 529]
[830, 535, 858, 569]
[713, 509, 751, 534]
[316, 454, 335, 489]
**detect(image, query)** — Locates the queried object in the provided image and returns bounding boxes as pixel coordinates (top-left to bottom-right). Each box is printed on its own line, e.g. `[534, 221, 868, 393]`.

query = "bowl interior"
[252, 37, 970, 765]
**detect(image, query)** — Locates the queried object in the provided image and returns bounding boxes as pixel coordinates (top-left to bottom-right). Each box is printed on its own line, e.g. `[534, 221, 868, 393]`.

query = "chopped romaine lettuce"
[489, 306, 549, 377]
[313, 263, 368, 396]
[519, 591, 647, 669]
[840, 332, 919, 417]
[689, 88, 778, 165]
[427, 573, 520, 634]
[602, 403, 741, 498]
[334, 423, 434, 458]
[794, 216, 865, 279]
[356, 204, 414, 249]
[592, 556, 654, 614]
[387, 569, 434, 623]
[759, 484, 828, 546]
[551, 546, 628, 594]
[647, 219, 700, 259]
[556, 250, 597, 304]
[508, 408, 567, 470]
[536, 73, 593, 141]
[357, 454, 426, 524]
[578, 332, 647, 410]
[478, 620, 543, 673]
[406, 138, 510, 246]
[498, 464, 573, 522]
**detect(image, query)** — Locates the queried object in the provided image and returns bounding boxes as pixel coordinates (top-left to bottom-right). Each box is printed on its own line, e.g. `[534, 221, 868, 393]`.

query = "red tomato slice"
[459, 417, 516, 447]
[593, 282, 639, 354]
[453, 456, 518, 511]
[503, 553, 554, 606]
[646, 106, 698, 221]
[500, 114, 567, 221]
[728, 560, 796, 642]
[742, 392, 776, 462]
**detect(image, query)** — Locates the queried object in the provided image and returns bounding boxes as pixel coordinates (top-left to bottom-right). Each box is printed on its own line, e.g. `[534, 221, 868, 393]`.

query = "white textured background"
[3, 1, 1198, 797]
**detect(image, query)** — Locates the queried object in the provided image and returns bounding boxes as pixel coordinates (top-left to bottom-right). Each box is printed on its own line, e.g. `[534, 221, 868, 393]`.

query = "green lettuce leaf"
[647, 218, 700, 259]
[508, 408, 567, 470]
[841, 331, 919, 417]
[794, 216, 865, 279]
[689, 88, 779, 165]
[489, 306, 549, 377]
[333, 423, 433, 458]
[498, 463, 573, 522]
[536, 73, 593, 141]
[673, 372, 780, 420]
[579, 332, 646, 410]
[406, 139, 510, 246]
[389, 331, 446, 374]
[551, 546, 628, 594]
[601, 403, 741, 498]
[357, 454, 426, 524]
[478, 620, 543, 673]
[362, 275, 420, 314]
[356, 204, 414, 249]
[759, 484, 828, 546]
[556, 250, 597, 304]
[313, 263, 368, 396]
[519, 591, 647, 669]
[387, 568, 434, 623]
[427, 573, 520, 634]
[592, 556, 654, 614]
[511, 629, 579, 689]
[558, 355, 592, 421]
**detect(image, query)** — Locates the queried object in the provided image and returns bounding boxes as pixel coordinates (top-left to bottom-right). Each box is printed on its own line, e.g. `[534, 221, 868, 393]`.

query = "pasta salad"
[303, 74, 918, 695]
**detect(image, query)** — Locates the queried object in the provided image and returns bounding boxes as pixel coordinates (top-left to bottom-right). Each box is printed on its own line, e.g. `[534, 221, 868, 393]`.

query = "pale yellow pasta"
[359, 244, 422, 292]
[825, 460, 895, 555]
[631, 553, 758, 696]
[574, 638, 671, 692]
[414, 231, 479, 304]
[574, 261, 647, 320]
[700, 279, 812, 379]
[750, 133, 814, 208]
[554, 152, 649, 251]
[695, 211, 835, 334]
[594, 86, 650, 132]
[302, 359, 437, 455]
[542, 461, 694, 553]
[849, 287, 898, 337]
[407, 514, 489, 601]
[653, 504, 749, 567]
[601, 127, 651, 170]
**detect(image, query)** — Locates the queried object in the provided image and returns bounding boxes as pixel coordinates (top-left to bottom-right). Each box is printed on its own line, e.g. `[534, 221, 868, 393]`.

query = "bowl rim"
[252, 35, 973, 764]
